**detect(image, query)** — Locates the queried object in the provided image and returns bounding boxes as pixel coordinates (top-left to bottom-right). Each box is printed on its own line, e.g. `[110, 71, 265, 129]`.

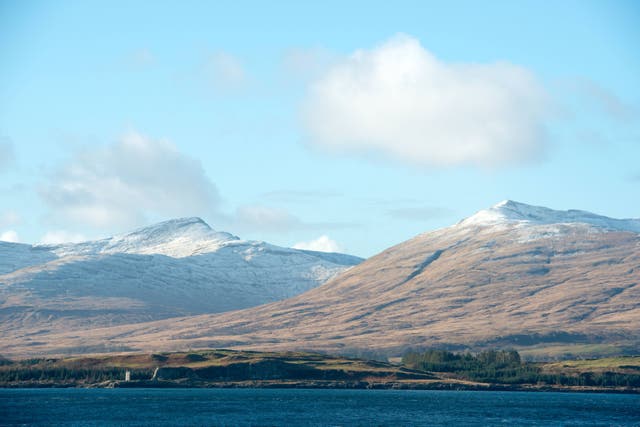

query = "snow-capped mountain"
[0, 218, 362, 347]
[48, 217, 239, 259]
[20, 201, 638, 359]
[459, 200, 640, 232]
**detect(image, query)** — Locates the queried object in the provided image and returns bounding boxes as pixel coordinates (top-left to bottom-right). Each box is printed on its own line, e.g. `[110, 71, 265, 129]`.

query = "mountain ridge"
[35, 217, 239, 259]
[0, 218, 363, 352]
[459, 200, 640, 232]
[8, 200, 635, 359]
[2, 201, 638, 359]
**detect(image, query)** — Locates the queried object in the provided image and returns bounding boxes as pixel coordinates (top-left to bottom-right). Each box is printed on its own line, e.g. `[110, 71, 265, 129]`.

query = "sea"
[1, 388, 639, 426]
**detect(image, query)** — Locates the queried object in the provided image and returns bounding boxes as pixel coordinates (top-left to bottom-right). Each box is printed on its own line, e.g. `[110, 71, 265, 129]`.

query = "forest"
[402, 350, 640, 387]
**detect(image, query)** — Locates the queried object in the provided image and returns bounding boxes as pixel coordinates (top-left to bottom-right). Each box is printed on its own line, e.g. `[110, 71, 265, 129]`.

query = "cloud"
[233, 204, 355, 234]
[293, 235, 342, 253]
[302, 34, 549, 169]
[202, 51, 247, 92]
[235, 205, 303, 233]
[0, 211, 21, 228]
[386, 206, 453, 221]
[0, 137, 14, 173]
[576, 78, 636, 122]
[39, 230, 87, 245]
[260, 189, 341, 203]
[0, 230, 19, 243]
[40, 131, 221, 230]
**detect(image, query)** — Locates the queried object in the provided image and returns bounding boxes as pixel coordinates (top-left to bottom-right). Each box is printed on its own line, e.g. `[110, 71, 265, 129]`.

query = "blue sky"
[1, 0, 639, 256]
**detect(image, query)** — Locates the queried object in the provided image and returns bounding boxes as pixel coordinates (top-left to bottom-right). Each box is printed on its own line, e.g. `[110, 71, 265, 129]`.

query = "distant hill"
[0, 217, 362, 352]
[3, 201, 639, 359]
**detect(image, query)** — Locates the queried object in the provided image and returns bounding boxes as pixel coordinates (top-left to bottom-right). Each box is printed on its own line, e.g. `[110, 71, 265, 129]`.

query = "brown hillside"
[3, 202, 639, 358]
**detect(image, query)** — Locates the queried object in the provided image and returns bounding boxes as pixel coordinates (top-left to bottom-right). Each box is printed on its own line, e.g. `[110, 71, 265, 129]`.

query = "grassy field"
[0, 349, 434, 387]
[56, 349, 406, 372]
[517, 343, 630, 360]
[543, 356, 640, 373]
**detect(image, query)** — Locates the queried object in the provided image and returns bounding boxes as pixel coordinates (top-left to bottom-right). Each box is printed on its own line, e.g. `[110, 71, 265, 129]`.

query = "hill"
[3, 201, 638, 359]
[0, 217, 362, 353]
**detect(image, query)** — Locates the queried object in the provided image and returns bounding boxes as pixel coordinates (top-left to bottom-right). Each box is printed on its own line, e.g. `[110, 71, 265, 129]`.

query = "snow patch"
[0, 217, 363, 321]
[460, 200, 640, 233]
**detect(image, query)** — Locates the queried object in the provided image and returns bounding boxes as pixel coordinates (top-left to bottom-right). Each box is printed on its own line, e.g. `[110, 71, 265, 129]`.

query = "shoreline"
[3, 380, 639, 394]
[2, 349, 638, 394]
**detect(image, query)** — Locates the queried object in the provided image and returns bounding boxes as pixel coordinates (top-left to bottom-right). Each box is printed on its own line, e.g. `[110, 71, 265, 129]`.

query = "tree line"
[0, 359, 154, 384]
[402, 349, 640, 387]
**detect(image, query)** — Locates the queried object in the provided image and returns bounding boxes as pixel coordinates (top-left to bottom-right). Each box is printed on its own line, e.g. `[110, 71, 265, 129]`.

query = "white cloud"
[203, 51, 247, 92]
[302, 34, 549, 169]
[0, 230, 20, 243]
[40, 131, 221, 230]
[39, 230, 87, 245]
[293, 235, 342, 253]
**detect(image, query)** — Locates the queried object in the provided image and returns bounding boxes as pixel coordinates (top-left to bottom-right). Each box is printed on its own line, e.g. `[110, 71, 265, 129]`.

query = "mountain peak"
[490, 200, 560, 220]
[460, 200, 640, 232]
[493, 199, 519, 209]
[129, 217, 211, 235]
[54, 217, 237, 258]
[103, 217, 239, 255]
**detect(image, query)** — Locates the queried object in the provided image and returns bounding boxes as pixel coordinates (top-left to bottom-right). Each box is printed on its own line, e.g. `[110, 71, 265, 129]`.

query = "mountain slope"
[0, 218, 362, 345]
[4, 202, 639, 358]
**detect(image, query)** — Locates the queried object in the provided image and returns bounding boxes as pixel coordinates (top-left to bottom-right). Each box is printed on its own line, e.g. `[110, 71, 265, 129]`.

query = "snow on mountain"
[32, 200, 637, 359]
[5, 202, 639, 358]
[460, 200, 640, 232]
[43, 217, 240, 258]
[0, 218, 363, 337]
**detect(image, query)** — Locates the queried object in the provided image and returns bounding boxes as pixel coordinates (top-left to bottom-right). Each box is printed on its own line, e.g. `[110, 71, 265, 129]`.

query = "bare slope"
[4, 201, 639, 358]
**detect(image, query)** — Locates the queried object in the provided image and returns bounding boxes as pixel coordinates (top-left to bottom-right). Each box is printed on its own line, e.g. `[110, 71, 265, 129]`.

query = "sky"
[1, 0, 639, 257]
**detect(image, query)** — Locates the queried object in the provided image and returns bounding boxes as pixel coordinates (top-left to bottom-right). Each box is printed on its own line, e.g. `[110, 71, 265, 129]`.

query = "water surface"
[1, 388, 639, 426]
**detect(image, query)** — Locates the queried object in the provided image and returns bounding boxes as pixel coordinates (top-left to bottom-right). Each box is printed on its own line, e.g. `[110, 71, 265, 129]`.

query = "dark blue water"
[1, 388, 639, 426]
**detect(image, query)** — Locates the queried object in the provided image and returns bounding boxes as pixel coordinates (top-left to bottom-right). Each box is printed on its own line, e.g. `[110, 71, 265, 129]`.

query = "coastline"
[2, 349, 638, 394]
[3, 379, 639, 394]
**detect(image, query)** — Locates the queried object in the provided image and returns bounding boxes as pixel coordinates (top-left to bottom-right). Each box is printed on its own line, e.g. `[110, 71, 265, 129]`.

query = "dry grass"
[0, 349, 425, 382]
[2, 224, 639, 359]
[543, 356, 640, 374]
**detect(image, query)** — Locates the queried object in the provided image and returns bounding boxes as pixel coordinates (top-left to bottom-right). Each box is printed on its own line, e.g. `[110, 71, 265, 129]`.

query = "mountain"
[11, 200, 637, 359]
[0, 218, 362, 350]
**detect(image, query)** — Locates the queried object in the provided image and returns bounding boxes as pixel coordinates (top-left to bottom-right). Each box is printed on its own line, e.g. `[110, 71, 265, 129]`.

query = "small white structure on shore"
[125, 370, 131, 382]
